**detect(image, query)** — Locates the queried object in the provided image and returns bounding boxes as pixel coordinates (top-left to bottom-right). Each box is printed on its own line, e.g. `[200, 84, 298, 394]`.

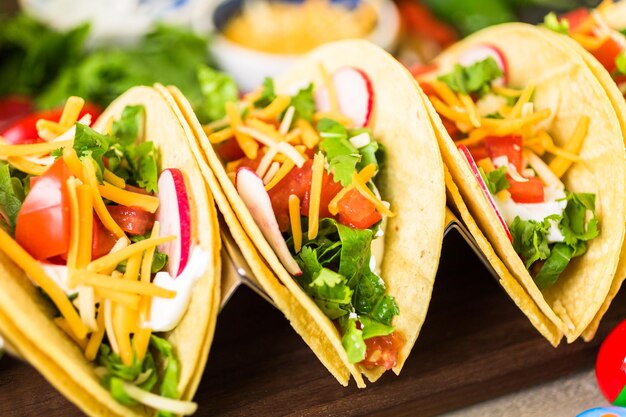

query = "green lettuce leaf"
[317, 118, 360, 186]
[0, 162, 27, 234]
[197, 66, 238, 123]
[150, 335, 180, 417]
[534, 242, 576, 290]
[542, 12, 570, 35]
[438, 57, 503, 96]
[112, 105, 145, 145]
[73, 123, 111, 177]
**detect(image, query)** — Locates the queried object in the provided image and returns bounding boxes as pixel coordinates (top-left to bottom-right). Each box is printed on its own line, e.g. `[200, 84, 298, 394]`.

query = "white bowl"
[211, 0, 400, 92]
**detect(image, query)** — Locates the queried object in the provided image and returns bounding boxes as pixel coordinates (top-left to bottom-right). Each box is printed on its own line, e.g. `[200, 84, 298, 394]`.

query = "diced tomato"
[0, 96, 34, 132]
[336, 189, 382, 229]
[442, 117, 461, 140]
[1, 102, 102, 145]
[398, 0, 457, 47]
[124, 184, 151, 195]
[592, 35, 624, 74]
[360, 331, 404, 370]
[92, 215, 117, 259]
[485, 135, 523, 172]
[508, 177, 544, 203]
[561, 8, 591, 33]
[106, 205, 155, 236]
[468, 145, 489, 162]
[215, 137, 246, 162]
[15, 159, 72, 260]
[300, 166, 343, 221]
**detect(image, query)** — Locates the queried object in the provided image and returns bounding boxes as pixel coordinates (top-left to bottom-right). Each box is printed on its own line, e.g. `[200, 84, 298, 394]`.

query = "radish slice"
[315, 67, 373, 128]
[156, 168, 191, 278]
[236, 167, 302, 276]
[458, 145, 512, 242]
[458, 44, 508, 85]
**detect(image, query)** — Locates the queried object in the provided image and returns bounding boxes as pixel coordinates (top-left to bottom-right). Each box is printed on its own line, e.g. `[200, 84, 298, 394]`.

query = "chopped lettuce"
[510, 192, 600, 289]
[479, 166, 510, 195]
[438, 57, 503, 96]
[196, 66, 238, 123]
[542, 12, 570, 35]
[0, 162, 27, 234]
[73, 123, 111, 178]
[150, 335, 180, 417]
[112, 105, 145, 145]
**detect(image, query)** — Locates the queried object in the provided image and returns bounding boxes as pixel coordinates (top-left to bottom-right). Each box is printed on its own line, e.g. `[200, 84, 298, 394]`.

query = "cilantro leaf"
[437, 57, 503, 96]
[290, 83, 316, 122]
[479, 166, 510, 195]
[0, 162, 26, 233]
[339, 316, 366, 363]
[112, 105, 145, 146]
[73, 123, 111, 177]
[317, 118, 360, 186]
[310, 268, 354, 305]
[560, 192, 599, 245]
[254, 77, 277, 108]
[197, 65, 239, 123]
[510, 216, 552, 269]
[542, 12, 570, 35]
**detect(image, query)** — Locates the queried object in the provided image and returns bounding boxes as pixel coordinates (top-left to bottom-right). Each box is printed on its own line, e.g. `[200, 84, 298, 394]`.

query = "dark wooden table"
[1, 230, 623, 416]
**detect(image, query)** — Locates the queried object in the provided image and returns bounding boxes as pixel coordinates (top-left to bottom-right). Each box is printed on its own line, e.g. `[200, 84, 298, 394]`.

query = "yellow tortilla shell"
[428, 23, 626, 342]
[0, 86, 221, 416]
[163, 39, 446, 385]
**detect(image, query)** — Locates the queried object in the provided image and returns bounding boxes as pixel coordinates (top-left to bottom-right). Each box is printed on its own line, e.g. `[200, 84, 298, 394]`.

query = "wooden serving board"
[1, 230, 624, 416]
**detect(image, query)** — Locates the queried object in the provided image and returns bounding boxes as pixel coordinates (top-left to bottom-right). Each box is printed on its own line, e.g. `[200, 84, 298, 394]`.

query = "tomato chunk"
[106, 205, 155, 236]
[216, 137, 246, 162]
[300, 167, 343, 221]
[485, 135, 523, 172]
[337, 189, 382, 230]
[16, 159, 72, 260]
[468, 145, 488, 162]
[592, 35, 624, 74]
[1, 103, 102, 145]
[561, 8, 591, 32]
[268, 160, 313, 231]
[92, 215, 117, 259]
[508, 177, 544, 203]
[361, 331, 404, 370]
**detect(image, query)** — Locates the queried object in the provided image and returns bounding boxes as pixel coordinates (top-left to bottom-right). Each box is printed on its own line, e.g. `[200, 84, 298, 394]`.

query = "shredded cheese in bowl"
[222, 0, 378, 54]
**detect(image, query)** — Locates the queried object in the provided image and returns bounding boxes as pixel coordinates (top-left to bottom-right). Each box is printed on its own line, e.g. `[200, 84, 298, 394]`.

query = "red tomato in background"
[106, 205, 155, 236]
[1, 102, 102, 145]
[337, 189, 382, 229]
[596, 320, 626, 405]
[485, 135, 523, 172]
[561, 8, 591, 32]
[15, 159, 72, 260]
[91, 215, 118, 260]
[398, 0, 457, 48]
[468, 145, 489, 162]
[508, 177, 544, 203]
[0, 96, 34, 132]
[592, 35, 624, 74]
[361, 331, 404, 370]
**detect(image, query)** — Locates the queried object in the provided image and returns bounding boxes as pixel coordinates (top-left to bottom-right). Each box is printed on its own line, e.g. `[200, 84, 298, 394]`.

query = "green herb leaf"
[437, 57, 503, 96]
[534, 242, 575, 290]
[73, 123, 111, 177]
[479, 166, 510, 195]
[542, 12, 570, 35]
[317, 118, 360, 186]
[254, 77, 277, 108]
[509, 216, 552, 269]
[150, 335, 179, 417]
[560, 192, 599, 245]
[291, 83, 316, 122]
[112, 105, 145, 145]
[197, 65, 239, 123]
[0, 162, 26, 233]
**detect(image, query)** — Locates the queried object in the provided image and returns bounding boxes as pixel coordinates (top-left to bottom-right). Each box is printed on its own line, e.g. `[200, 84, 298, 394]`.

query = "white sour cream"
[495, 187, 567, 243]
[146, 246, 208, 332]
[38, 263, 76, 296]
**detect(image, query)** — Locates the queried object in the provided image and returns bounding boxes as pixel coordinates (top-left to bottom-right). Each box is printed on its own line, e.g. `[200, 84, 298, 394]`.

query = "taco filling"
[205, 67, 403, 369]
[418, 53, 600, 290]
[0, 97, 203, 415]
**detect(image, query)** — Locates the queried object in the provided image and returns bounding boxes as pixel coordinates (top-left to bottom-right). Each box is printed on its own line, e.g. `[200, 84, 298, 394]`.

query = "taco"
[0, 87, 220, 415]
[414, 23, 626, 344]
[157, 40, 446, 386]
[540, 1, 626, 341]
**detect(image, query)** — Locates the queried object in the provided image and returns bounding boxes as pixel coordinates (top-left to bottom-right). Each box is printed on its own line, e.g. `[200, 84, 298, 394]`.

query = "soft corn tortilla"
[162, 39, 446, 385]
[0, 86, 221, 416]
[426, 23, 626, 343]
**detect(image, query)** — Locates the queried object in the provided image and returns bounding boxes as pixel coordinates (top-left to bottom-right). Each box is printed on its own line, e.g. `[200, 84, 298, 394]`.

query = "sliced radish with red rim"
[236, 167, 302, 276]
[458, 44, 508, 85]
[458, 145, 512, 242]
[315, 67, 373, 128]
[156, 168, 191, 278]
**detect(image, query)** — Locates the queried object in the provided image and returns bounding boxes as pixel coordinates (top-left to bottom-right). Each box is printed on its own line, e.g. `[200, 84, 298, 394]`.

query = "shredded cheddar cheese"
[77, 184, 93, 268]
[255, 95, 291, 120]
[289, 194, 303, 253]
[103, 169, 126, 189]
[328, 164, 376, 215]
[265, 159, 296, 191]
[307, 153, 325, 240]
[280, 106, 295, 135]
[98, 182, 159, 213]
[549, 116, 589, 178]
[95, 288, 141, 310]
[297, 119, 320, 149]
[431, 81, 462, 107]
[82, 159, 126, 238]
[84, 304, 106, 361]
[86, 235, 175, 274]
[7, 156, 49, 175]
[59, 96, 85, 128]
[66, 178, 81, 271]
[508, 85, 534, 120]
[0, 139, 73, 157]
[134, 222, 160, 360]
[208, 127, 234, 144]
[226, 102, 259, 159]
[352, 170, 394, 217]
